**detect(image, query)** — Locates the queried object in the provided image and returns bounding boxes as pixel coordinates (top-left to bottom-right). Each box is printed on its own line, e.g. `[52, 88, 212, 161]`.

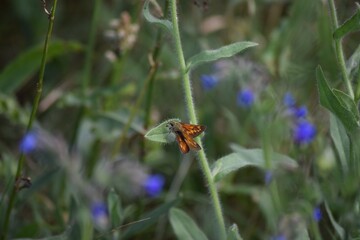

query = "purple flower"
[265, 171, 273, 185]
[91, 202, 109, 228]
[294, 106, 308, 119]
[283, 92, 296, 108]
[19, 131, 37, 154]
[143, 174, 165, 197]
[313, 207, 322, 222]
[293, 120, 316, 144]
[200, 75, 218, 90]
[237, 89, 255, 108]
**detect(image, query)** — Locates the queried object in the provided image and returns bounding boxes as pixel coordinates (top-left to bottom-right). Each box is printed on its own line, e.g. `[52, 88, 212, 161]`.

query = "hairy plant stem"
[327, 0, 354, 99]
[169, 0, 226, 238]
[1, 1, 58, 238]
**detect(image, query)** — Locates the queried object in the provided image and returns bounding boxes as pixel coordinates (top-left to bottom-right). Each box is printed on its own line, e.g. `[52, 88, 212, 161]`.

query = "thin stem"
[169, 0, 227, 238]
[1, 1, 58, 238]
[327, 0, 354, 99]
[70, 0, 101, 149]
[82, 0, 101, 92]
[111, 61, 158, 156]
[141, 15, 167, 159]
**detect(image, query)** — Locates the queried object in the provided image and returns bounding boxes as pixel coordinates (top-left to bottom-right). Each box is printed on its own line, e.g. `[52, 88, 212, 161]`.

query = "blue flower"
[91, 202, 109, 228]
[200, 75, 218, 90]
[283, 92, 296, 108]
[237, 89, 255, 108]
[143, 174, 165, 197]
[313, 207, 322, 222]
[271, 234, 286, 240]
[294, 106, 308, 119]
[19, 131, 37, 154]
[265, 171, 273, 185]
[293, 120, 316, 144]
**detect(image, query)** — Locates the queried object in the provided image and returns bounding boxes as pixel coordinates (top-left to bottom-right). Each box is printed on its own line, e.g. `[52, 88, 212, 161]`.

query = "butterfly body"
[167, 121, 206, 154]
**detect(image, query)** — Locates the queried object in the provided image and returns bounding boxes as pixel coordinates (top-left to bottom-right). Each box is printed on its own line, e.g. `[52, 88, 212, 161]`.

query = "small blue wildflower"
[283, 92, 296, 108]
[19, 131, 37, 154]
[294, 106, 308, 119]
[271, 234, 286, 240]
[200, 75, 218, 90]
[91, 201, 109, 228]
[313, 207, 322, 222]
[237, 89, 255, 108]
[265, 171, 273, 185]
[143, 174, 165, 197]
[293, 120, 316, 144]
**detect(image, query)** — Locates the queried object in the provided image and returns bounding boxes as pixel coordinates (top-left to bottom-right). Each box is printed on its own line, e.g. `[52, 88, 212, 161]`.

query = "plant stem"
[327, 0, 354, 99]
[1, 1, 58, 238]
[111, 61, 158, 156]
[169, 0, 227, 238]
[141, 11, 167, 158]
[70, 0, 101, 149]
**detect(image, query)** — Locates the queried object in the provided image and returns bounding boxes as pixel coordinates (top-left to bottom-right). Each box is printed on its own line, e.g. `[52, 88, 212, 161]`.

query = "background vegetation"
[0, 0, 360, 239]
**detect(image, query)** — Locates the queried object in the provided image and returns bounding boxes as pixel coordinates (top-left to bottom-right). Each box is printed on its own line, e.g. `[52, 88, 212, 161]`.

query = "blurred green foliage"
[1, 0, 360, 239]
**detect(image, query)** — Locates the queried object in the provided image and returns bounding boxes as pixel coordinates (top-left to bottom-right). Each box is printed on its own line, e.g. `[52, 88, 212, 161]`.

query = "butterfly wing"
[176, 134, 190, 154]
[182, 132, 201, 151]
[181, 123, 206, 138]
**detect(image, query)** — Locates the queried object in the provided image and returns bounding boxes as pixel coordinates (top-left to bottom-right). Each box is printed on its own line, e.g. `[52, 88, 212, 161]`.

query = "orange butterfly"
[166, 121, 206, 154]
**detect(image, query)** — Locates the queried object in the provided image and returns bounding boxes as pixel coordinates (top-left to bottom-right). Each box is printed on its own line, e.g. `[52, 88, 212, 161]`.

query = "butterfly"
[166, 121, 206, 154]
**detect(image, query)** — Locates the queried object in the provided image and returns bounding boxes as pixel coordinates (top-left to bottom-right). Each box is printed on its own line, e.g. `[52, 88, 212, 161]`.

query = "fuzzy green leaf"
[316, 66, 359, 132]
[212, 148, 298, 182]
[144, 118, 180, 143]
[330, 114, 349, 172]
[227, 224, 243, 240]
[0, 40, 83, 94]
[333, 8, 360, 39]
[169, 208, 208, 240]
[186, 41, 258, 72]
[333, 89, 360, 122]
[143, 0, 173, 33]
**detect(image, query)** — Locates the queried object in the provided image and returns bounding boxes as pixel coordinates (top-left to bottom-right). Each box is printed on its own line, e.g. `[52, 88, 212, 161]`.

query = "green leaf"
[186, 41, 258, 72]
[144, 118, 180, 143]
[325, 202, 345, 239]
[212, 147, 298, 182]
[333, 89, 360, 121]
[316, 66, 359, 132]
[107, 189, 123, 227]
[143, 0, 173, 33]
[349, 129, 360, 168]
[0, 40, 83, 94]
[169, 208, 208, 240]
[123, 199, 179, 239]
[330, 113, 349, 172]
[333, 8, 360, 39]
[347, 44, 360, 81]
[226, 224, 243, 240]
